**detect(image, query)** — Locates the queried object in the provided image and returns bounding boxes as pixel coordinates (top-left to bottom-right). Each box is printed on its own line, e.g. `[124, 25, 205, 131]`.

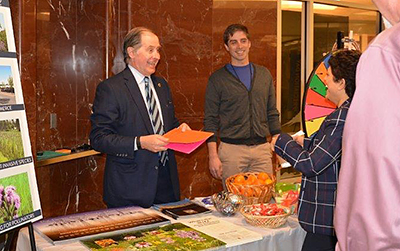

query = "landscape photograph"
[0, 13, 8, 52]
[0, 118, 24, 163]
[0, 65, 15, 105]
[0, 172, 34, 224]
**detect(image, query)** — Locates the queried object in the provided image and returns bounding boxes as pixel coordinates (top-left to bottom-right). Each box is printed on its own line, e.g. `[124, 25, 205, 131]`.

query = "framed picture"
[0, 57, 23, 108]
[0, 6, 15, 55]
[0, 164, 43, 233]
[0, 111, 32, 165]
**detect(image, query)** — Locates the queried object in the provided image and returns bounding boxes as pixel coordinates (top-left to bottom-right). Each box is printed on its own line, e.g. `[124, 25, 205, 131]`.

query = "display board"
[302, 53, 337, 137]
[0, 0, 42, 234]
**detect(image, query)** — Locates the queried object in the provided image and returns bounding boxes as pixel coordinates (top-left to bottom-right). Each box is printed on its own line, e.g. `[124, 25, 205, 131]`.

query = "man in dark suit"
[90, 27, 189, 208]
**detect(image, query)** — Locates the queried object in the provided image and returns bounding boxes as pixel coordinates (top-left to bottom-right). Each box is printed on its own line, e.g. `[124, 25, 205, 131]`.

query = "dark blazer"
[90, 67, 180, 208]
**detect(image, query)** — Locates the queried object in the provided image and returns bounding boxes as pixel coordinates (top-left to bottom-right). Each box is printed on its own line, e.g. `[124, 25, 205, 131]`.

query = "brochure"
[180, 215, 263, 247]
[154, 199, 211, 219]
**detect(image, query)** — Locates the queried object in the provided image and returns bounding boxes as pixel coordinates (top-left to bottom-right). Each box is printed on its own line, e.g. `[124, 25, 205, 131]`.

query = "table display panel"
[17, 206, 306, 251]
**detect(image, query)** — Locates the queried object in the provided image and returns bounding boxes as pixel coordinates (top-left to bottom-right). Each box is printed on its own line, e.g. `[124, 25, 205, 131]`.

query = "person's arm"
[204, 77, 220, 142]
[90, 81, 137, 157]
[265, 70, 281, 136]
[274, 111, 345, 177]
[270, 134, 279, 151]
[90, 81, 172, 156]
[207, 142, 222, 179]
[204, 77, 222, 179]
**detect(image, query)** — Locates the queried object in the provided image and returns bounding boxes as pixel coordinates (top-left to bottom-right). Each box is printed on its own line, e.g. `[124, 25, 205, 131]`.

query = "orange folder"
[163, 128, 214, 154]
[164, 128, 213, 143]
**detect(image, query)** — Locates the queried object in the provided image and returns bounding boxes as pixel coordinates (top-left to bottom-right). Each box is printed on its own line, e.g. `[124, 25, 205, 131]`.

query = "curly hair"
[328, 49, 362, 99]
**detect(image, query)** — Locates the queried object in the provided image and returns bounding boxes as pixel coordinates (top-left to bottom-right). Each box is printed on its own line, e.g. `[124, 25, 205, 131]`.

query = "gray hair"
[123, 27, 155, 64]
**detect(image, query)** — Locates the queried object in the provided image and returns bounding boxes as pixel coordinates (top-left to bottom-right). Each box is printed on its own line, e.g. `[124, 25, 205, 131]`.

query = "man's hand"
[209, 155, 222, 179]
[178, 123, 191, 132]
[207, 142, 222, 179]
[270, 134, 280, 152]
[140, 135, 169, 153]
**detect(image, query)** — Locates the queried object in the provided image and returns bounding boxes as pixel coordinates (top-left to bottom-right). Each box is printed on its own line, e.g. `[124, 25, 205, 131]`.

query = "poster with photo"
[0, 110, 41, 233]
[0, 164, 42, 232]
[0, 172, 34, 223]
[34, 207, 169, 244]
[0, 6, 15, 55]
[81, 223, 226, 251]
[0, 111, 32, 166]
[0, 57, 23, 108]
[0, 118, 24, 163]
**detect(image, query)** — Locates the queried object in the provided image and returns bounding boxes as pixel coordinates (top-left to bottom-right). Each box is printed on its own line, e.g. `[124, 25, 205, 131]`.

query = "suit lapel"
[151, 76, 169, 130]
[123, 68, 154, 134]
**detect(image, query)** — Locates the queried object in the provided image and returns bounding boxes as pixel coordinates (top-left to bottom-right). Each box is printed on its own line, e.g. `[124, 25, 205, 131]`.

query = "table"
[17, 210, 306, 251]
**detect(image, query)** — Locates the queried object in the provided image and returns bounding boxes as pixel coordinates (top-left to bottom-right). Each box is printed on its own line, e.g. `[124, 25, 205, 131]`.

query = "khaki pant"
[218, 142, 273, 190]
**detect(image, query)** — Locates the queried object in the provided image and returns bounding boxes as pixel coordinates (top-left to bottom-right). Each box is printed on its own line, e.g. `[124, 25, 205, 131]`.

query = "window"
[281, 1, 302, 132]
[313, 3, 379, 65]
[279, 0, 379, 133]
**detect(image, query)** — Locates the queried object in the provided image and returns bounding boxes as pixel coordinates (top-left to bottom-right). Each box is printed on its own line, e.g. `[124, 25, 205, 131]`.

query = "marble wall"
[10, 0, 277, 218]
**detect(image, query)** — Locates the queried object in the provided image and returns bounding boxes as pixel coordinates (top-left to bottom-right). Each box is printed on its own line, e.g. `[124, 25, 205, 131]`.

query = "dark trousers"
[302, 232, 337, 251]
[107, 161, 177, 209]
[153, 161, 177, 204]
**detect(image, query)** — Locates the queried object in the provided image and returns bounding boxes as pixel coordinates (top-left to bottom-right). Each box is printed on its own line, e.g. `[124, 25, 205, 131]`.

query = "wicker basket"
[240, 204, 291, 228]
[226, 172, 276, 205]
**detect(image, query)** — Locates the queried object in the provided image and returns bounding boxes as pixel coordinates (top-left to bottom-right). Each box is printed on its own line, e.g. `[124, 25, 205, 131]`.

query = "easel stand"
[3, 222, 36, 251]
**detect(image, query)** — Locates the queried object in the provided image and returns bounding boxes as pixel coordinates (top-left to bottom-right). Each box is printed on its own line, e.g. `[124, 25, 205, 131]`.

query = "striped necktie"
[144, 77, 168, 166]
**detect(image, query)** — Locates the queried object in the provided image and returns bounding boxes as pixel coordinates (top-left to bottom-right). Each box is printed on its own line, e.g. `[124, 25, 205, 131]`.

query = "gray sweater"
[204, 63, 281, 145]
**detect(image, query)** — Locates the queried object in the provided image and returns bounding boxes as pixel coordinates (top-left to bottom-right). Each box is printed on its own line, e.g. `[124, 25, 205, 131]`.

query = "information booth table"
[17, 208, 306, 251]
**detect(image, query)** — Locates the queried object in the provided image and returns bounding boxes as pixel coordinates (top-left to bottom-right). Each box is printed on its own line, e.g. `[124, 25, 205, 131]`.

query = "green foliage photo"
[0, 22, 8, 52]
[0, 119, 24, 163]
[0, 172, 34, 223]
[82, 223, 225, 251]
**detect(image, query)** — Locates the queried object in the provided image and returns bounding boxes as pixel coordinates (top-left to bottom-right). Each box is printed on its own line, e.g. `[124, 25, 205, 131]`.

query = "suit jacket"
[90, 67, 180, 208]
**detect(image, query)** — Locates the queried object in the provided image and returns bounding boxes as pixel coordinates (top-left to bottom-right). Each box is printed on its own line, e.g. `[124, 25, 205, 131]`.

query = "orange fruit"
[253, 179, 263, 185]
[257, 172, 270, 181]
[263, 178, 274, 185]
[247, 174, 257, 185]
[234, 175, 245, 184]
[243, 179, 252, 186]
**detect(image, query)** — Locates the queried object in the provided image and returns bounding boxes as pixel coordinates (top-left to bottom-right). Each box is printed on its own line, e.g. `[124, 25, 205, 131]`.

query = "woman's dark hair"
[328, 49, 362, 98]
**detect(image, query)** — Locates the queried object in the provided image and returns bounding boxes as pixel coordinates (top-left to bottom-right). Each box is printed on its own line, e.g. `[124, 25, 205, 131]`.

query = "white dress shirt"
[128, 65, 165, 151]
